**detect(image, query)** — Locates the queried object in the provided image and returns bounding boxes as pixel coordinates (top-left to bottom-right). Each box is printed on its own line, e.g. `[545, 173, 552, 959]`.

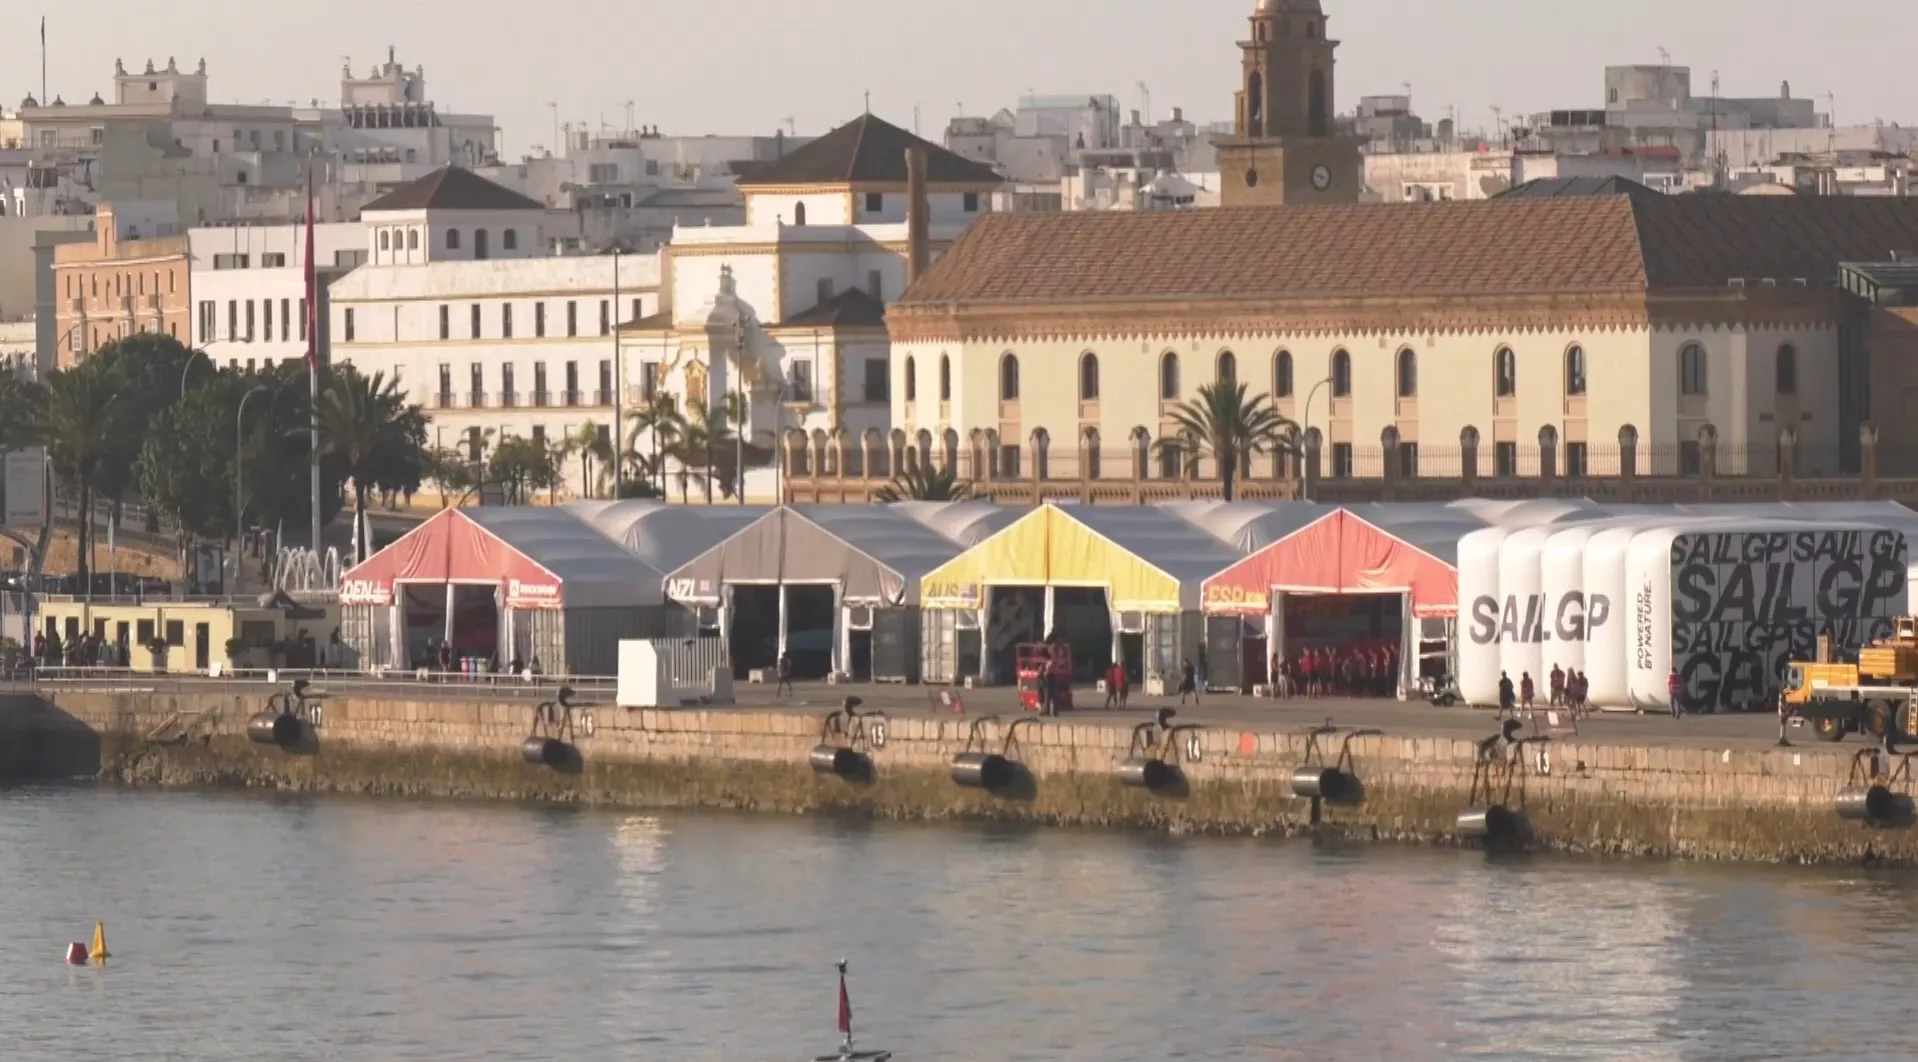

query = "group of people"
[30, 631, 127, 670]
[1268, 643, 1400, 700]
[1496, 663, 1593, 715]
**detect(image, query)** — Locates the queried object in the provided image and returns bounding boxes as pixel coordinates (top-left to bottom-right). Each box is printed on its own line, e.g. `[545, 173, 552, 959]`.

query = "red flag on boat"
[837, 964, 852, 1037]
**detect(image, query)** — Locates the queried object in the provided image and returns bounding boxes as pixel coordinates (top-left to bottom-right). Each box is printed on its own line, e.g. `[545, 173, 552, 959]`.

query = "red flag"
[303, 166, 317, 372]
[837, 967, 851, 1037]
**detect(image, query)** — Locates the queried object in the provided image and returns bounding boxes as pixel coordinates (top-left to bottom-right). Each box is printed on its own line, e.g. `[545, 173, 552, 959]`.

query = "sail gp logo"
[1466, 592, 1611, 645]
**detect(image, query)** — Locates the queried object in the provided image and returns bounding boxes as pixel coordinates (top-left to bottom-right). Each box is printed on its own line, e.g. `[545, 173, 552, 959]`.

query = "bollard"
[949, 752, 1015, 791]
[1289, 765, 1350, 802]
[1456, 805, 1518, 842]
[1835, 785, 1895, 822]
[1117, 757, 1174, 790]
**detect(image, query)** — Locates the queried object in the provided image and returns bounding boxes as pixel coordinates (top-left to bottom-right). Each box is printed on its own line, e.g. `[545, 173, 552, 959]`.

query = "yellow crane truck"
[1783, 617, 1918, 743]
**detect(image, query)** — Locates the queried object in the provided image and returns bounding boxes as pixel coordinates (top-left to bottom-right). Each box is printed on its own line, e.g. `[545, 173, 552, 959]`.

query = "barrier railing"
[6, 665, 619, 699]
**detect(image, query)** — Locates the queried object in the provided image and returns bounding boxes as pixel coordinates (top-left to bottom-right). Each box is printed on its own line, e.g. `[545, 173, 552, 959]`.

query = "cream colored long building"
[887, 190, 1918, 481]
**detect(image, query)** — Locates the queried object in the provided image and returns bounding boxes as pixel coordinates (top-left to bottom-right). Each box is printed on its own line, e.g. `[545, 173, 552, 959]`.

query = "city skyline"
[7, 0, 1913, 158]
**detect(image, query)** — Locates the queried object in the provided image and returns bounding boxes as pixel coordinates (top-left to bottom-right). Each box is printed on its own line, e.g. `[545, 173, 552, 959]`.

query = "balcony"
[466, 391, 488, 409]
[497, 391, 519, 409]
[531, 390, 552, 407]
[562, 390, 584, 408]
[592, 389, 614, 406]
[433, 392, 457, 410]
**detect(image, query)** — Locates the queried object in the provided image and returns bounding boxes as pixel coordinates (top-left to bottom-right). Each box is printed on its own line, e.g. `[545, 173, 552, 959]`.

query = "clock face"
[1311, 164, 1333, 191]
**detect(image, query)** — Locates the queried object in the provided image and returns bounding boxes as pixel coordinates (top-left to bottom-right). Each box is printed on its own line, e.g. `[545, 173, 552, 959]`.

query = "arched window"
[1159, 352, 1180, 400]
[1000, 353, 1020, 401]
[1331, 349, 1351, 398]
[904, 356, 917, 402]
[474, 228, 490, 259]
[1217, 350, 1237, 385]
[445, 228, 461, 250]
[1565, 345, 1587, 396]
[1396, 348, 1417, 398]
[1679, 342, 1707, 395]
[1079, 353, 1100, 401]
[1308, 70, 1329, 137]
[1495, 347, 1517, 398]
[1776, 343, 1797, 395]
[378, 229, 391, 251]
[1305, 20, 1318, 38]
[939, 355, 951, 401]
[793, 202, 807, 226]
[1274, 350, 1294, 397]
[1246, 74, 1263, 137]
[406, 229, 419, 250]
[503, 229, 518, 251]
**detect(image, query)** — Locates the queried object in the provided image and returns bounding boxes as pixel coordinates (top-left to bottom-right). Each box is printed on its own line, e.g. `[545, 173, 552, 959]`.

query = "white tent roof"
[1159, 501, 1336, 553]
[564, 500, 771, 574]
[461, 507, 667, 608]
[1063, 505, 1246, 608]
[891, 501, 1026, 547]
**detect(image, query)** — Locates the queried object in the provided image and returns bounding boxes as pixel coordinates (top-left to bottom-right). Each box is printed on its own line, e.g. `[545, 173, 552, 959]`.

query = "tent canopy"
[340, 507, 663, 610]
[921, 503, 1244, 612]
[665, 506, 971, 606]
[891, 500, 1026, 547]
[565, 500, 770, 576]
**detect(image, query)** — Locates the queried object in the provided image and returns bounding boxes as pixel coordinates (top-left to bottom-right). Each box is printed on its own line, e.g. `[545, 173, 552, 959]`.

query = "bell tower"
[1216, 0, 1363, 207]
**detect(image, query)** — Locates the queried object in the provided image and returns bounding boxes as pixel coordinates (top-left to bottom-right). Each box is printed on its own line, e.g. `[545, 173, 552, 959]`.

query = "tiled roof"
[737, 113, 1002, 187]
[775, 288, 887, 329]
[896, 195, 1918, 305]
[361, 167, 546, 213]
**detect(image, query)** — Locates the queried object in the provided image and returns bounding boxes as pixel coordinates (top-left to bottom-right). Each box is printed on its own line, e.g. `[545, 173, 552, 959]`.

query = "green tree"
[873, 463, 975, 503]
[85, 334, 204, 520]
[625, 394, 684, 496]
[0, 369, 42, 452]
[38, 364, 122, 592]
[235, 365, 347, 543]
[572, 420, 614, 499]
[1153, 381, 1297, 501]
[318, 367, 427, 563]
[136, 386, 237, 560]
[488, 435, 560, 506]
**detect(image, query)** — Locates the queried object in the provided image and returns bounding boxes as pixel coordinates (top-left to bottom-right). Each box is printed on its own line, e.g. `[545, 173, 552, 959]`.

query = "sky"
[10, 0, 1916, 158]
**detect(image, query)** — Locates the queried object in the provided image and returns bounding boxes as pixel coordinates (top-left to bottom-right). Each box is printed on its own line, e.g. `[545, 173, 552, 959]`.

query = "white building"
[620, 113, 1002, 499]
[188, 221, 365, 371]
[327, 167, 660, 497]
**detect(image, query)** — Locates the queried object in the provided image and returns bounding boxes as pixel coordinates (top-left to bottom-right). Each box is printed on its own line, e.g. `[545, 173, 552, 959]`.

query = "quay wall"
[0, 690, 1908, 864]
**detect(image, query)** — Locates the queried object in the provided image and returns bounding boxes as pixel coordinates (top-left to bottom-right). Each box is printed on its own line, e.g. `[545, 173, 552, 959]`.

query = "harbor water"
[0, 786, 1910, 1061]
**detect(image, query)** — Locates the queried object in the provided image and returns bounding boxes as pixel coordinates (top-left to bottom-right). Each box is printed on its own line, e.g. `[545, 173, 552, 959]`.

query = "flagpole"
[305, 163, 321, 557]
[40, 17, 47, 108]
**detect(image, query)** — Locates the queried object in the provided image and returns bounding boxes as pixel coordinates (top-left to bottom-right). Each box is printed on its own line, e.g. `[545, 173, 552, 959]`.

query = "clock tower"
[1214, 0, 1364, 207]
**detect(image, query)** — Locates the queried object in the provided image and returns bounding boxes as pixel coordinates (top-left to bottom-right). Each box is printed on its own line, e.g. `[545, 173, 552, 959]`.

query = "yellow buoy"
[89, 922, 107, 961]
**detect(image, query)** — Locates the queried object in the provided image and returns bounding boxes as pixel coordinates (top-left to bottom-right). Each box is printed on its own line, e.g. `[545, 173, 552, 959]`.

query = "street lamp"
[234, 385, 270, 587]
[179, 347, 210, 398]
[1301, 377, 1331, 503]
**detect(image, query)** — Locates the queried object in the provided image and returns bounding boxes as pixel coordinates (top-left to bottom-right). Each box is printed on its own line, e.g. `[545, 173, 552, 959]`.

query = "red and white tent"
[1197, 504, 1488, 619]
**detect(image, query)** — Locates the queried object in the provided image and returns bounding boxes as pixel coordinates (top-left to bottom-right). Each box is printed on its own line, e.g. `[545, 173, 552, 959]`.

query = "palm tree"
[38, 366, 121, 594]
[1154, 381, 1297, 501]
[873, 463, 974, 503]
[0, 369, 42, 453]
[573, 420, 614, 499]
[626, 395, 684, 497]
[318, 369, 426, 563]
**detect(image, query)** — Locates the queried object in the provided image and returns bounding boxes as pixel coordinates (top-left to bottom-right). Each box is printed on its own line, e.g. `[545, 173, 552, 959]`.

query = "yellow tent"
[920, 505, 1227, 614]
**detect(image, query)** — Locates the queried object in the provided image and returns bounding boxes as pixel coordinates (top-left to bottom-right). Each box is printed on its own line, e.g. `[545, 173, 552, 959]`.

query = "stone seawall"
[1, 690, 1910, 864]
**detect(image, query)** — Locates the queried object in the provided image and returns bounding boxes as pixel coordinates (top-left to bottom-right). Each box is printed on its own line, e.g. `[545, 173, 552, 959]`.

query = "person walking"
[1549, 663, 1565, 707]
[775, 651, 793, 699]
[1519, 672, 1535, 712]
[1178, 657, 1200, 706]
[1667, 667, 1684, 719]
[1497, 671, 1516, 718]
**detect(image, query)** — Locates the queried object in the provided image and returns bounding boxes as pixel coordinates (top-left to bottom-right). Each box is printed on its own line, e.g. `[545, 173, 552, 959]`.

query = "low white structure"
[189, 222, 363, 371]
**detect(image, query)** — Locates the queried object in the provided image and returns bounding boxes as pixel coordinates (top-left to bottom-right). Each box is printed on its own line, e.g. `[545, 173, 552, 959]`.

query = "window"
[867, 270, 883, 301]
[599, 360, 613, 403]
[1494, 441, 1518, 477]
[531, 425, 545, 447]
[535, 303, 546, 338]
[1000, 354, 1020, 401]
[379, 230, 390, 251]
[501, 363, 516, 406]
[263, 301, 273, 342]
[342, 308, 354, 343]
[1159, 440, 1183, 480]
[1330, 443, 1354, 479]
[816, 278, 835, 304]
[446, 228, 461, 250]
[281, 298, 290, 339]
[1159, 352, 1180, 400]
[599, 301, 610, 336]
[1331, 349, 1351, 398]
[467, 426, 484, 462]
[470, 363, 485, 403]
[1396, 348, 1416, 398]
[471, 304, 482, 339]
[963, 192, 980, 212]
[794, 202, 807, 226]
[227, 301, 238, 340]
[406, 230, 418, 250]
[566, 301, 578, 337]
[437, 364, 452, 404]
[1217, 350, 1237, 384]
[474, 229, 490, 259]
[439, 305, 450, 340]
[939, 355, 952, 401]
[1495, 347, 1517, 397]
[502, 304, 514, 339]
[905, 356, 917, 401]
[1565, 345, 1587, 396]
[565, 362, 580, 405]
[863, 359, 890, 403]
[534, 363, 549, 403]
[1776, 343, 1797, 395]
[1565, 441, 1589, 478]
[1080, 353, 1100, 401]
[1274, 351, 1294, 397]
[1398, 442, 1420, 479]
[865, 192, 884, 213]
[503, 229, 518, 251]
[262, 252, 286, 268]
[632, 297, 643, 323]
[211, 253, 249, 270]
[1680, 440, 1703, 476]
[640, 362, 659, 401]
[198, 301, 214, 343]
[298, 299, 307, 341]
[790, 360, 815, 402]
[1679, 342, 1707, 396]
[999, 445, 1021, 479]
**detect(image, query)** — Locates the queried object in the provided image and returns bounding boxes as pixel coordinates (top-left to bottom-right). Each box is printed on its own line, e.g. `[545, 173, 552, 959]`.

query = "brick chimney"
[905, 146, 930, 287]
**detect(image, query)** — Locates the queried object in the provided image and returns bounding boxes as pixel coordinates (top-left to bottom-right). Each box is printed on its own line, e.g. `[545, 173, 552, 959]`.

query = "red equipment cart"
[1016, 643, 1073, 714]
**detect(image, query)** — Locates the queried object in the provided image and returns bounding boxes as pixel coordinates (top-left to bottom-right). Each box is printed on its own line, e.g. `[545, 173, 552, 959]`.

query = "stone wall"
[3, 690, 1910, 864]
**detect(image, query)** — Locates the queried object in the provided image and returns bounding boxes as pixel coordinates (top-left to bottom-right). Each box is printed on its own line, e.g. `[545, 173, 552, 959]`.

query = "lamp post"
[1300, 377, 1331, 503]
[234, 385, 270, 588]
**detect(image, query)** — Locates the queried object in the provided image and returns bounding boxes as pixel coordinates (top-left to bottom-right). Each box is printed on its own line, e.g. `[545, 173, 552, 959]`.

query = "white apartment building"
[327, 167, 659, 496]
[619, 113, 1002, 500]
[189, 222, 365, 371]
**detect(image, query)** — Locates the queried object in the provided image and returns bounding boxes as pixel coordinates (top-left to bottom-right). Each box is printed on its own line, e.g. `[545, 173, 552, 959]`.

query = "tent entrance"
[986, 586, 1045, 685]
[1282, 592, 1405, 698]
[451, 585, 499, 665]
[1052, 587, 1112, 682]
[785, 585, 836, 679]
[729, 585, 780, 676]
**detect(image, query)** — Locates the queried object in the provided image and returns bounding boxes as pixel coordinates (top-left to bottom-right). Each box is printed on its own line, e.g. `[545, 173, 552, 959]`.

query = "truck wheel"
[1814, 716, 1848, 742]
[1866, 702, 1896, 739]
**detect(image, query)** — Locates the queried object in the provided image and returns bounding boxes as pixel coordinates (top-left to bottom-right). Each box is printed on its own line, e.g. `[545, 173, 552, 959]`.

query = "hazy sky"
[11, 0, 1915, 157]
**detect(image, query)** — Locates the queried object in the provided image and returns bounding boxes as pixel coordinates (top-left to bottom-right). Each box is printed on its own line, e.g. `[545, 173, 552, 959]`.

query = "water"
[0, 788, 1910, 1062]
